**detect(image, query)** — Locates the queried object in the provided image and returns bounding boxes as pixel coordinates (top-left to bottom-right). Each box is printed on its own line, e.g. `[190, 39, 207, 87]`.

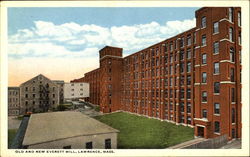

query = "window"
[180, 102, 184, 112]
[238, 11, 241, 26]
[214, 62, 220, 74]
[180, 50, 184, 60]
[63, 145, 71, 149]
[229, 8, 233, 22]
[232, 108, 235, 123]
[202, 109, 207, 118]
[213, 22, 219, 33]
[180, 37, 184, 48]
[187, 116, 191, 124]
[201, 16, 206, 28]
[25, 87, 28, 91]
[105, 139, 111, 149]
[86, 142, 93, 149]
[238, 31, 241, 45]
[180, 63, 184, 73]
[214, 103, 220, 114]
[187, 62, 191, 73]
[187, 102, 191, 113]
[229, 27, 233, 42]
[202, 91, 207, 102]
[187, 88, 191, 99]
[193, 32, 196, 44]
[33, 94, 35, 98]
[230, 68, 235, 82]
[202, 54, 207, 64]
[214, 82, 220, 94]
[230, 47, 235, 62]
[180, 89, 184, 99]
[187, 75, 191, 85]
[214, 121, 220, 133]
[202, 72, 207, 83]
[25, 94, 28, 98]
[187, 49, 191, 59]
[187, 35, 191, 46]
[202, 35, 206, 46]
[213, 42, 219, 54]
[231, 88, 235, 102]
[170, 42, 173, 52]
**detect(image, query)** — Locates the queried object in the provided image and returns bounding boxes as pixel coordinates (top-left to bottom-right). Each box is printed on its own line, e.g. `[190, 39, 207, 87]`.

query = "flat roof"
[23, 111, 119, 146]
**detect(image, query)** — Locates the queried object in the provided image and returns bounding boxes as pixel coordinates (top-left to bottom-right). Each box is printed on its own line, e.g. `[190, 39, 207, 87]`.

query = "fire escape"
[39, 83, 50, 112]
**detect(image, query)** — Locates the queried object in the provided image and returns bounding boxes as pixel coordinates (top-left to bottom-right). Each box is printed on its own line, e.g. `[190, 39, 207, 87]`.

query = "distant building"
[64, 82, 89, 101]
[8, 87, 20, 116]
[52, 80, 65, 104]
[22, 111, 119, 149]
[19, 74, 60, 114]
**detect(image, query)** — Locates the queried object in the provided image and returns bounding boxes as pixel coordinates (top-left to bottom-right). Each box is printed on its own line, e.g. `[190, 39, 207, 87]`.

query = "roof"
[8, 87, 20, 90]
[22, 111, 119, 146]
[52, 80, 65, 84]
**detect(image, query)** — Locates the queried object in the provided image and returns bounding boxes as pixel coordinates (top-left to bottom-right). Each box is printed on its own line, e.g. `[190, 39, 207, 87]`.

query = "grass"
[94, 112, 194, 149]
[8, 129, 18, 148]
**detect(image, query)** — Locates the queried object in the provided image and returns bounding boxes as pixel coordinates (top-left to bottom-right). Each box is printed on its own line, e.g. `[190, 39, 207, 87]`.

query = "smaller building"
[52, 80, 65, 104]
[8, 87, 20, 116]
[22, 111, 119, 149]
[64, 82, 89, 101]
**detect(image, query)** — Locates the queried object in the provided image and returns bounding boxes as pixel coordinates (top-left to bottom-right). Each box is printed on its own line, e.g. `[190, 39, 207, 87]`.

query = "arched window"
[229, 7, 233, 22]
[230, 47, 235, 62]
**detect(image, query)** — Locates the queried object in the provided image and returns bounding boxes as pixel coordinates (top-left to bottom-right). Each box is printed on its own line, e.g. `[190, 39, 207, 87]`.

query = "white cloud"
[8, 18, 196, 59]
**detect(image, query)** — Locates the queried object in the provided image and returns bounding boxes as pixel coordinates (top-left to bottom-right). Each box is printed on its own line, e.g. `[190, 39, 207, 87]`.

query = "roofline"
[23, 130, 119, 146]
[99, 45, 123, 52]
[20, 74, 58, 87]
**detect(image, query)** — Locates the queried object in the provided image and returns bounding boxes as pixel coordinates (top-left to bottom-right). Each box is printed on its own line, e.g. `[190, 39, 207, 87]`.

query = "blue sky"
[8, 7, 198, 35]
[8, 7, 199, 86]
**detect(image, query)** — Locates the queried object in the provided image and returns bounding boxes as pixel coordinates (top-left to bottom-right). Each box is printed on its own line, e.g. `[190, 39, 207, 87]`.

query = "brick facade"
[72, 7, 241, 140]
[8, 87, 20, 116]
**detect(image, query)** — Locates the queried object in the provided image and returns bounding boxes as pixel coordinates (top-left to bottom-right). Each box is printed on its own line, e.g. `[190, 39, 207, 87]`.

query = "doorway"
[198, 126, 204, 137]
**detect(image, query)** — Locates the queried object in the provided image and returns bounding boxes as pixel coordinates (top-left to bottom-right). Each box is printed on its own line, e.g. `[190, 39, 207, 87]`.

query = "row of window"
[63, 139, 112, 149]
[8, 91, 19, 95]
[25, 93, 56, 98]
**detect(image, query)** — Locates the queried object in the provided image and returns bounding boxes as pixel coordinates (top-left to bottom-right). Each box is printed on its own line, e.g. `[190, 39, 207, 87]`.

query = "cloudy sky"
[8, 7, 198, 86]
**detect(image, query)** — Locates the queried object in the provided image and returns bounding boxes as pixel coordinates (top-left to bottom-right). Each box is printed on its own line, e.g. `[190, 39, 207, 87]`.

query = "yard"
[94, 112, 194, 149]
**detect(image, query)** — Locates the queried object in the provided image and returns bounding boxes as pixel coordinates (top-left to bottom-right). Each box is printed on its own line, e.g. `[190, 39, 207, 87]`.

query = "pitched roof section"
[22, 111, 119, 146]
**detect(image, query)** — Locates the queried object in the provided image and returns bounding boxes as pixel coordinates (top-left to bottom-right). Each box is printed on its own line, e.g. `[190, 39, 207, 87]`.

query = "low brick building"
[22, 111, 119, 149]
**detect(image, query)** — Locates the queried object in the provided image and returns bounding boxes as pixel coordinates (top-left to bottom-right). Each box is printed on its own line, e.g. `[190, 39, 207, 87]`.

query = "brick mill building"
[71, 7, 242, 140]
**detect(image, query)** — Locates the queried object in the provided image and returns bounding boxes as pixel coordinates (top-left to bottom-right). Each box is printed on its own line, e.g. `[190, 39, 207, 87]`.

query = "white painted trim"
[100, 55, 123, 60]
[196, 124, 206, 128]
[220, 81, 235, 84]
[214, 132, 221, 135]
[220, 60, 235, 64]
[194, 64, 200, 67]
[194, 83, 200, 86]
[194, 118, 208, 122]
[219, 18, 234, 24]
[195, 28, 200, 32]
[195, 46, 200, 49]
[213, 32, 219, 35]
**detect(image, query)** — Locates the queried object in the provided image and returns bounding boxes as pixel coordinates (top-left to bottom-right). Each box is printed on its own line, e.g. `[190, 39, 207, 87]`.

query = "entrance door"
[198, 126, 204, 137]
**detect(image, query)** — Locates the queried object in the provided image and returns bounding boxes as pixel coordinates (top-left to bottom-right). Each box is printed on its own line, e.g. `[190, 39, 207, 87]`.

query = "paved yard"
[8, 116, 21, 130]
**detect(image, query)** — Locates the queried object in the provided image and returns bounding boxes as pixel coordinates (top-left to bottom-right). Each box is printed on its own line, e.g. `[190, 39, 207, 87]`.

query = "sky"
[8, 7, 198, 86]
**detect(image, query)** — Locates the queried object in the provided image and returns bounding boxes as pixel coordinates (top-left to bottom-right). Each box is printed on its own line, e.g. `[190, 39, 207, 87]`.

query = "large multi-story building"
[8, 87, 20, 116]
[72, 7, 242, 140]
[19, 74, 60, 114]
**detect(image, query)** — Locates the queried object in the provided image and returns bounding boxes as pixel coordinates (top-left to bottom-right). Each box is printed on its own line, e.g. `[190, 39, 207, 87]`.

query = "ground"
[8, 116, 22, 148]
[94, 112, 194, 149]
[8, 129, 18, 148]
